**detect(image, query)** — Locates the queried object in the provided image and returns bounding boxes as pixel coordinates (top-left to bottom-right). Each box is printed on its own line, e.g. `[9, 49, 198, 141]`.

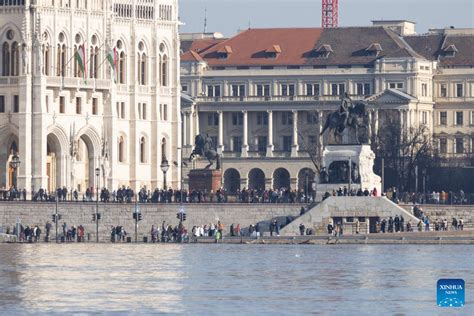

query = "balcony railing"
[197, 94, 367, 103]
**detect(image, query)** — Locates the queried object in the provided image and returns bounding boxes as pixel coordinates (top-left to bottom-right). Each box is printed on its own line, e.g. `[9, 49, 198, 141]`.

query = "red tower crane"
[322, 0, 339, 28]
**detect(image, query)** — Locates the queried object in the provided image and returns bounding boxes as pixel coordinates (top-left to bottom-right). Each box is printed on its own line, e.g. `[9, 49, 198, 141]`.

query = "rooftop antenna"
[203, 7, 207, 33]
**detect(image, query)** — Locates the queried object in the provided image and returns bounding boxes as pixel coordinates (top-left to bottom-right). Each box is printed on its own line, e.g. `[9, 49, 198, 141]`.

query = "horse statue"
[189, 134, 221, 170]
[320, 94, 369, 144]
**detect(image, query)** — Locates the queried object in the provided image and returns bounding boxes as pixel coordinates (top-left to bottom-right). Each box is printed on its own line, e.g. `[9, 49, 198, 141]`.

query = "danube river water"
[0, 244, 473, 315]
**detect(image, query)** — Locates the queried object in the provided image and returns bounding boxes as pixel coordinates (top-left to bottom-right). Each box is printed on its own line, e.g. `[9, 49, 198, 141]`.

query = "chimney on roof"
[372, 20, 416, 36]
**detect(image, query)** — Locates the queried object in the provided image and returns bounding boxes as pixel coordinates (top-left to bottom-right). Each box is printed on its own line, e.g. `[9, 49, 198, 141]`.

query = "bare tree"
[372, 117, 437, 192]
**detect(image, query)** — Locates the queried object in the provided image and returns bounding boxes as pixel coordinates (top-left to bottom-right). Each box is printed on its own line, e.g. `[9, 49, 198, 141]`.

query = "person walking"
[299, 223, 305, 236]
[45, 221, 52, 241]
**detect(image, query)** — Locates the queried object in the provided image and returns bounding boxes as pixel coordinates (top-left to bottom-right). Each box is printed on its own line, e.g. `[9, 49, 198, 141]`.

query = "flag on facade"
[106, 47, 118, 82]
[74, 44, 87, 80]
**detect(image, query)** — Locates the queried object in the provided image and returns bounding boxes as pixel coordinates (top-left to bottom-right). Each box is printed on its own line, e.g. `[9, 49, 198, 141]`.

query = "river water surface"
[0, 244, 473, 315]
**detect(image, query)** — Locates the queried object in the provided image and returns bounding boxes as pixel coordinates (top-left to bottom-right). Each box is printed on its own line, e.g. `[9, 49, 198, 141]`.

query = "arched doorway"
[298, 168, 316, 196]
[73, 134, 96, 193]
[0, 133, 19, 189]
[248, 168, 265, 190]
[273, 168, 290, 190]
[223, 168, 240, 194]
[47, 133, 63, 192]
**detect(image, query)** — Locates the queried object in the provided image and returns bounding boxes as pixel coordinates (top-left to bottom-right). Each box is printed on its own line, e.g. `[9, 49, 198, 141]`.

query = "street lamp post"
[95, 167, 100, 243]
[305, 170, 309, 203]
[9, 153, 21, 189]
[348, 157, 352, 192]
[160, 159, 170, 190]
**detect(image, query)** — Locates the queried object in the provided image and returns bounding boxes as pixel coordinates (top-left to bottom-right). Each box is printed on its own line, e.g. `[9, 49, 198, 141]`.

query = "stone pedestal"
[188, 169, 222, 192]
[317, 145, 381, 196]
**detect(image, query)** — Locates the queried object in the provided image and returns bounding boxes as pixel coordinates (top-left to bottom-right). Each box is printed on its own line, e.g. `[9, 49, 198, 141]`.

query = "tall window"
[356, 83, 371, 96]
[439, 138, 447, 154]
[231, 84, 245, 97]
[440, 84, 447, 97]
[281, 84, 295, 96]
[207, 85, 221, 97]
[306, 83, 320, 96]
[137, 41, 147, 85]
[140, 137, 147, 163]
[118, 136, 125, 162]
[0, 95, 5, 113]
[42, 33, 50, 75]
[256, 84, 270, 97]
[10, 42, 19, 76]
[116, 40, 126, 84]
[455, 111, 463, 126]
[455, 138, 464, 154]
[13, 95, 19, 113]
[56, 33, 67, 77]
[282, 136, 292, 152]
[232, 113, 243, 125]
[281, 112, 293, 125]
[1, 42, 9, 76]
[159, 43, 168, 86]
[89, 35, 99, 79]
[257, 136, 267, 152]
[421, 83, 428, 97]
[257, 112, 268, 125]
[207, 113, 219, 126]
[92, 98, 98, 115]
[76, 97, 81, 114]
[232, 136, 242, 153]
[456, 83, 464, 97]
[331, 83, 345, 96]
[439, 112, 447, 126]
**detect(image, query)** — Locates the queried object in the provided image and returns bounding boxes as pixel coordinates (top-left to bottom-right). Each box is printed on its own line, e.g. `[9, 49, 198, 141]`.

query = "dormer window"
[365, 43, 383, 56]
[265, 45, 281, 59]
[217, 45, 232, 59]
[442, 44, 458, 58]
[314, 44, 333, 58]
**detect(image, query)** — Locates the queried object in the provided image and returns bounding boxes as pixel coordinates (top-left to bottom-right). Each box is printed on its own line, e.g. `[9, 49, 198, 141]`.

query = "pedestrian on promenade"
[458, 218, 464, 230]
[45, 221, 52, 241]
[230, 223, 235, 237]
[417, 220, 423, 232]
[355, 219, 360, 234]
[299, 223, 305, 236]
[151, 225, 158, 242]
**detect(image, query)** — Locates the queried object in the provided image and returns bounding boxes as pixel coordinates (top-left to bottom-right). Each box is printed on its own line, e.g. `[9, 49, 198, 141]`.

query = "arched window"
[161, 54, 168, 86]
[116, 40, 126, 84]
[137, 41, 146, 85]
[161, 137, 167, 161]
[140, 136, 146, 163]
[2, 42, 9, 76]
[43, 44, 50, 75]
[118, 136, 125, 162]
[57, 44, 66, 77]
[90, 35, 99, 79]
[11, 42, 19, 76]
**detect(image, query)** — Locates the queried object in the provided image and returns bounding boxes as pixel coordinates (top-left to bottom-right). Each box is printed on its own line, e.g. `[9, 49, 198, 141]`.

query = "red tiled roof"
[199, 28, 324, 66]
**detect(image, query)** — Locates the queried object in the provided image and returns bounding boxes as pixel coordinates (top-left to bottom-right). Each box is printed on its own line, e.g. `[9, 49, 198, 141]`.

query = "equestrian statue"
[189, 134, 221, 170]
[320, 93, 369, 144]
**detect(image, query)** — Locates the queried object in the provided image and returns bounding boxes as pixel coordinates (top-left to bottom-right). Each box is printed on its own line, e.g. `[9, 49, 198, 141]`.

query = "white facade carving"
[0, 0, 181, 195]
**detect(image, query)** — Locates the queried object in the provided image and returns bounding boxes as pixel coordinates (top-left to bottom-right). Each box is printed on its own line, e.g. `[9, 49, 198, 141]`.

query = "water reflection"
[0, 244, 473, 314]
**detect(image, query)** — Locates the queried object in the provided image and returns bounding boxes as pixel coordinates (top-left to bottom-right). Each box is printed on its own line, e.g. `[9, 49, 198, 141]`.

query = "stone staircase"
[280, 196, 420, 236]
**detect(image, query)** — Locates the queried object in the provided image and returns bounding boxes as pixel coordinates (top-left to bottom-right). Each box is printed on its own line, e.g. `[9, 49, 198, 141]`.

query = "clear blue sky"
[179, 0, 474, 37]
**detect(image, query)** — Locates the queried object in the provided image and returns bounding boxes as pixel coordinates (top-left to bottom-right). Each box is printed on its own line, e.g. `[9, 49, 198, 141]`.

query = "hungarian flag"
[75, 44, 87, 79]
[106, 47, 118, 82]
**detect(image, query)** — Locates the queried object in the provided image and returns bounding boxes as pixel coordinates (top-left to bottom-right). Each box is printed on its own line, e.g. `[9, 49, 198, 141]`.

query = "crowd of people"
[3, 221, 86, 242]
[1, 186, 312, 204]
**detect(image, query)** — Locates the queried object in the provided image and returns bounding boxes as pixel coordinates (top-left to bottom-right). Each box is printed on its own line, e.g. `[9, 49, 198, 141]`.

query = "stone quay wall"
[0, 202, 302, 242]
[400, 204, 474, 224]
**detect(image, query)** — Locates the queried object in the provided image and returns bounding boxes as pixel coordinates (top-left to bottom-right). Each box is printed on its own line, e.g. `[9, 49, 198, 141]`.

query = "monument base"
[317, 144, 381, 197]
[188, 169, 222, 192]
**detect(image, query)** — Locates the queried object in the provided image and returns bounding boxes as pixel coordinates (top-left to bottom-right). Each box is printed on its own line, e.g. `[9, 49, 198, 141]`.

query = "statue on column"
[320, 94, 369, 144]
[189, 134, 221, 170]
[22, 44, 29, 75]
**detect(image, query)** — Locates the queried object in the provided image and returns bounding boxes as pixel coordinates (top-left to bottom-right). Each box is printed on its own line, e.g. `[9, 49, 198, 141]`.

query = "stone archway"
[74, 134, 97, 192]
[298, 168, 316, 195]
[248, 168, 265, 191]
[46, 133, 67, 192]
[0, 132, 19, 189]
[273, 168, 290, 190]
[223, 168, 240, 194]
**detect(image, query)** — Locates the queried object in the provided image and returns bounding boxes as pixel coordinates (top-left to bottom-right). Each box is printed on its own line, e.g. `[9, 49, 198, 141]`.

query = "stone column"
[240, 177, 249, 189]
[241, 110, 249, 157]
[368, 110, 372, 144]
[218, 111, 224, 154]
[374, 110, 379, 142]
[290, 177, 298, 190]
[318, 111, 324, 153]
[266, 110, 274, 157]
[189, 111, 194, 146]
[291, 110, 299, 157]
[265, 177, 273, 190]
[182, 112, 188, 146]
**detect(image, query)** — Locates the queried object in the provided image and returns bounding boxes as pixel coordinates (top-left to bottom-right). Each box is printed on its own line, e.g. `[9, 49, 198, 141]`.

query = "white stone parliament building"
[181, 21, 474, 193]
[0, 0, 181, 195]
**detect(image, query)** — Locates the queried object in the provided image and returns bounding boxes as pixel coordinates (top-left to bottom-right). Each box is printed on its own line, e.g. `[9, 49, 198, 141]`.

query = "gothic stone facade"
[0, 0, 181, 195]
[180, 21, 474, 193]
